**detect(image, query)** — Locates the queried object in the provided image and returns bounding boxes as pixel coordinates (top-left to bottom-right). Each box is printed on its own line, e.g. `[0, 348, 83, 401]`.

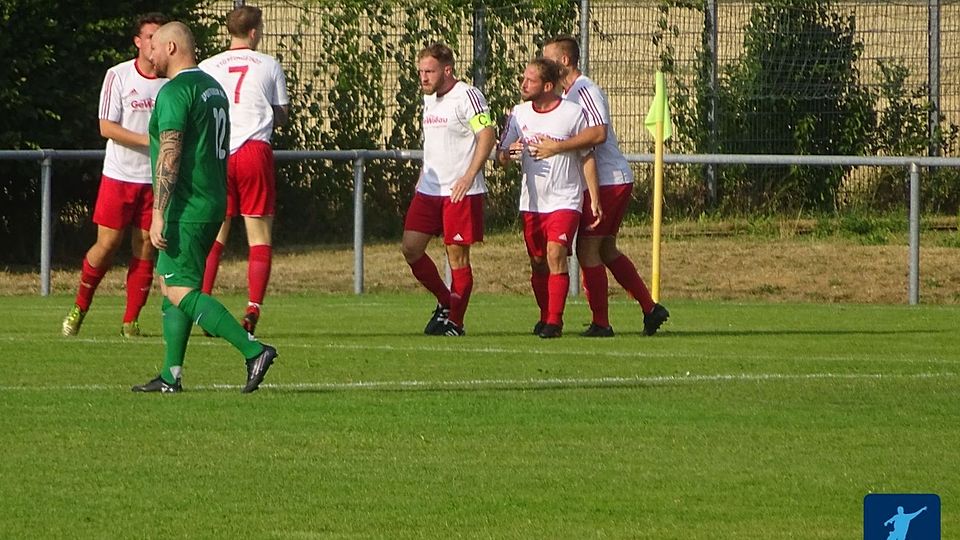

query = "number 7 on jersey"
[228, 65, 249, 104]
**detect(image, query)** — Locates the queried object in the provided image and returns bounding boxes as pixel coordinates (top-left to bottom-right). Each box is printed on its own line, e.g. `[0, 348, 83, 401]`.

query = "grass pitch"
[1, 293, 956, 538]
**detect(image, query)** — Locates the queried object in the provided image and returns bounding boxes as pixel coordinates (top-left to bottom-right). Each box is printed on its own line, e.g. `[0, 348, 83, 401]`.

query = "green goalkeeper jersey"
[149, 67, 230, 223]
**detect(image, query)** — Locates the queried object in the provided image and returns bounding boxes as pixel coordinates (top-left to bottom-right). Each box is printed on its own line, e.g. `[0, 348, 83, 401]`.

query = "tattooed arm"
[149, 129, 184, 250]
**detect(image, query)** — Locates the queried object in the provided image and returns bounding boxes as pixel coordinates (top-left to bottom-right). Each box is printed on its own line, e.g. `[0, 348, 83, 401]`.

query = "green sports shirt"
[149, 68, 230, 223]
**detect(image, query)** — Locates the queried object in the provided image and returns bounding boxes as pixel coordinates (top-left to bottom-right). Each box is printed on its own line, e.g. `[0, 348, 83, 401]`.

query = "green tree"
[669, 0, 876, 213]
[0, 0, 220, 263]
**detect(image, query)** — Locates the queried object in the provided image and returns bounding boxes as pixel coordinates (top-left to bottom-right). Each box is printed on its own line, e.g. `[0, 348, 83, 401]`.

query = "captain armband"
[468, 112, 494, 133]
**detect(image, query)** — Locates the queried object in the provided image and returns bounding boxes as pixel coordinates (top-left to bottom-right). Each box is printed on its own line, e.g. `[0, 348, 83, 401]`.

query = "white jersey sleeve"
[418, 81, 490, 197]
[497, 106, 521, 151]
[98, 59, 167, 184]
[565, 76, 633, 186]
[99, 70, 123, 124]
[569, 80, 609, 126]
[199, 49, 289, 153]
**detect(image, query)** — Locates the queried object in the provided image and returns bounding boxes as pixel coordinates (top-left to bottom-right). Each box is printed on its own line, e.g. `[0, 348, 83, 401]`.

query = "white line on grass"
[15, 335, 960, 365]
[0, 371, 953, 392]
[305, 342, 960, 365]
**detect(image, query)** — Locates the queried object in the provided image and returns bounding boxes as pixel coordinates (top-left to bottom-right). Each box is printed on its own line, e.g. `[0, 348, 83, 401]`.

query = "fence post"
[704, 0, 719, 206]
[470, 4, 489, 289]
[579, 0, 589, 77]
[908, 162, 920, 305]
[928, 0, 941, 157]
[472, 2, 487, 90]
[569, 0, 590, 297]
[40, 154, 53, 296]
[353, 155, 365, 295]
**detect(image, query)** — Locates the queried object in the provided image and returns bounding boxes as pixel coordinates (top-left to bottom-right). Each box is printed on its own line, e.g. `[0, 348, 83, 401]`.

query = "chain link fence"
[209, 0, 960, 149]
[204, 0, 960, 217]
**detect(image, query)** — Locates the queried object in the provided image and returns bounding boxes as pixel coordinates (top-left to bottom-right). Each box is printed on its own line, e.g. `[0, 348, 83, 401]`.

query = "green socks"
[160, 298, 191, 385]
[177, 290, 264, 359]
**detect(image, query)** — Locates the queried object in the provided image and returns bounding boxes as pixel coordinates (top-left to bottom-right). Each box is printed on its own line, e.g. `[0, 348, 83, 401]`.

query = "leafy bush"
[0, 1, 220, 263]
[269, 0, 576, 244]
[670, 0, 876, 213]
[664, 0, 958, 216]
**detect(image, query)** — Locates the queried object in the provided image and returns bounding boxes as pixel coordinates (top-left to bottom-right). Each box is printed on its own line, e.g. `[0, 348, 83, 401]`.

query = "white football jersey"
[199, 48, 289, 153]
[499, 99, 590, 213]
[418, 81, 490, 197]
[98, 59, 167, 184]
[563, 75, 633, 186]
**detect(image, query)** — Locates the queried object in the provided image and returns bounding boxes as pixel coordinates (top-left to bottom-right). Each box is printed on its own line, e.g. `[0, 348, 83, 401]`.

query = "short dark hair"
[528, 57, 563, 88]
[134, 12, 168, 36]
[226, 5, 263, 37]
[419, 43, 455, 69]
[544, 35, 580, 66]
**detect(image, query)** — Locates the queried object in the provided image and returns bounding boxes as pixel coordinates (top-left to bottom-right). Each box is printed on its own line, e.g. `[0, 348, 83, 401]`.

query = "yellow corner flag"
[645, 71, 672, 303]
[644, 71, 673, 140]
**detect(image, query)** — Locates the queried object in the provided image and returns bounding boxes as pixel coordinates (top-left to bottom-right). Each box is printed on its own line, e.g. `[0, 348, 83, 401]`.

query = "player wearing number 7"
[198, 5, 290, 335]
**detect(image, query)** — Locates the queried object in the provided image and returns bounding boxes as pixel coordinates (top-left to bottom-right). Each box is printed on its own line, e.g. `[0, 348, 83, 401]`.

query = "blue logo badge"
[864, 494, 940, 540]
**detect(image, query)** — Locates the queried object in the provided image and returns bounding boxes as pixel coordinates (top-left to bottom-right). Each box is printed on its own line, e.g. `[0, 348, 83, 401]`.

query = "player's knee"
[600, 246, 623, 264]
[446, 246, 470, 268]
[401, 242, 424, 263]
[93, 237, 123, 256]
[547, 256, 567, 273]
[575, 242, 595, 262]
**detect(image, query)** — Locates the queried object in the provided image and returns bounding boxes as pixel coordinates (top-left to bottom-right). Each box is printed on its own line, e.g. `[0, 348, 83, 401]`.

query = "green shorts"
[156, 221, 220, 288]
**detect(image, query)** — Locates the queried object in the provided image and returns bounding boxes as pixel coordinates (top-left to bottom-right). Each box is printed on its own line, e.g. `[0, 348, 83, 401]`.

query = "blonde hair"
[419, 43, 455, 69]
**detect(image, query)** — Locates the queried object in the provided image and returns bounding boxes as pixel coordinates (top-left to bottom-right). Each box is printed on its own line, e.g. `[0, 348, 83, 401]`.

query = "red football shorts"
[522, 209, 581, 258]
[92, 175, 153, 231]
[580, 183, 633, 237]
[227, 140, 275, 218]
[404, 192, 484, 245]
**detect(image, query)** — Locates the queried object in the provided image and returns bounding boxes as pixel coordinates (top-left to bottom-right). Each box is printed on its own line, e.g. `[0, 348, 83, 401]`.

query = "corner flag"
[645, 71, 672, 302]
[644, 71, 673, 140]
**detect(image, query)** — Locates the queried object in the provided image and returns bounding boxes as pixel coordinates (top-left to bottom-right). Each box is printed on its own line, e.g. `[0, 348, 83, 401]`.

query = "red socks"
[448, 266, 473, 326]
[202, 240, 226, 294]
[248, 244, 272, 305]
[203, 242, 272, 307]
[581, 264, 610, 327]
[409, 254, 451, 307]
[607, 254, 655, 314]
[530, 271, 549, 323]
[546, 272, 570, 326]
[75, 257, 108, 311]
[123, 257, 154, 323]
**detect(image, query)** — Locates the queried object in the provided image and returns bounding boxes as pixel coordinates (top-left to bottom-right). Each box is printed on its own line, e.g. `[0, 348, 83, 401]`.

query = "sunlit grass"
[1, 293, 956, 538]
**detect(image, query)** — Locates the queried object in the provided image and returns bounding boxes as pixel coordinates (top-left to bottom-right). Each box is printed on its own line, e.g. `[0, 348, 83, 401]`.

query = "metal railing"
[3, 148, 960, 304]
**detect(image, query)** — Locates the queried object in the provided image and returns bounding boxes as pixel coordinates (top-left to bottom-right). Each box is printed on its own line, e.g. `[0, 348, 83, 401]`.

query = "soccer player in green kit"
[132, 21, 277, 394]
